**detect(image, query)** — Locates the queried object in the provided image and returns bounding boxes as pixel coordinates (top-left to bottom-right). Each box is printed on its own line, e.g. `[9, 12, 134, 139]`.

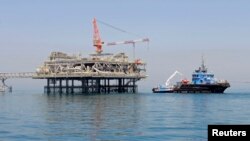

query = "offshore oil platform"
[32, 18, 149, 94]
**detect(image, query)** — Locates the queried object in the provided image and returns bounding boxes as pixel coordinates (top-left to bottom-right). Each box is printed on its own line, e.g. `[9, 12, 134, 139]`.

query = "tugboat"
[152, 57, 230, 93]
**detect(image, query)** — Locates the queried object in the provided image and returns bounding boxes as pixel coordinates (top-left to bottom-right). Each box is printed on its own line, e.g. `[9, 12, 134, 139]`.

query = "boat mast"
[201, 55, 207, 72]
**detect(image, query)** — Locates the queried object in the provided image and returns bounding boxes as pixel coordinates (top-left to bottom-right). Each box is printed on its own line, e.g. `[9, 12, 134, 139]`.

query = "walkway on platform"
[0, 72, 35, 79]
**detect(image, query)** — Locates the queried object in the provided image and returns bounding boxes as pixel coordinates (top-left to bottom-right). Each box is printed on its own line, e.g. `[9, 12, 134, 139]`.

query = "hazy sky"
[0, 0, 250, 92]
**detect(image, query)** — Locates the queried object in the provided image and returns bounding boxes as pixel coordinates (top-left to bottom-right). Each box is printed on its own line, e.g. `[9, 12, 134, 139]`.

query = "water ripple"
[0, 92, 250, 140]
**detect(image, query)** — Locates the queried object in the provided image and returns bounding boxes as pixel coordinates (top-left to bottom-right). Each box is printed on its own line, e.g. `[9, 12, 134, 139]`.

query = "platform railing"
[0, 72, 35, 79]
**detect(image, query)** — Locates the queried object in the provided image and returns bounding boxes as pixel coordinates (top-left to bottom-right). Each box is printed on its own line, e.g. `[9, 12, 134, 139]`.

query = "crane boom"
[105, 38, 149, 46]
[92, 18, 149, 54]
[165, 71, 183, 87]
[93, 18, 103, 54]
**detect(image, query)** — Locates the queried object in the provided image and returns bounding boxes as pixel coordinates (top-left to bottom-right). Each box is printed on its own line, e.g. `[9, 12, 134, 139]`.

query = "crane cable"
[96, 19, 142, 37]
[96, 18, 150, 62]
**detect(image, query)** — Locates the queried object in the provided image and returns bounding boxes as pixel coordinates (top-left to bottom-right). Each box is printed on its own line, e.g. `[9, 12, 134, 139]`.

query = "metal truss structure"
[33, 52, 147, 94]
[0, 72, 35, 92]
[34, 52, 146, 79]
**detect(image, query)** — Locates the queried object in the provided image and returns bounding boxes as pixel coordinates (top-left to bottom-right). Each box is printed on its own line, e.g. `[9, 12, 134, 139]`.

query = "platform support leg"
[66, 79, 69, 94]
[59, 79, 62, 94]
[47, 79, 50, 94]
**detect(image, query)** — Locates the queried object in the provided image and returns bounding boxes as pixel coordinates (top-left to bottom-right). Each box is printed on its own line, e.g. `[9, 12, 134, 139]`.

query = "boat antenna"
[201, 55, 207, 72]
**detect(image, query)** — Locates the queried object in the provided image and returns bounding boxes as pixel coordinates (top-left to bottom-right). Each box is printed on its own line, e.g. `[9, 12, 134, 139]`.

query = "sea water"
[0, 91, 250, 141]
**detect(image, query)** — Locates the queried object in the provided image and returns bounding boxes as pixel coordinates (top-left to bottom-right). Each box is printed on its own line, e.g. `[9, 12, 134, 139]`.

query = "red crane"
[92, 18, 149, 56]
[93, 18, 103, 54]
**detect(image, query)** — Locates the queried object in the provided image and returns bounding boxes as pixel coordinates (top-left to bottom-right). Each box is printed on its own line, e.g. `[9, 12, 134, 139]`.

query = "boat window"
[193, 74, 198, 77]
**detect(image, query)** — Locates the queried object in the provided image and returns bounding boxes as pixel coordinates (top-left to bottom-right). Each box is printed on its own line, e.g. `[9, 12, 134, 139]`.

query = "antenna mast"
[201, 55, 207, 72]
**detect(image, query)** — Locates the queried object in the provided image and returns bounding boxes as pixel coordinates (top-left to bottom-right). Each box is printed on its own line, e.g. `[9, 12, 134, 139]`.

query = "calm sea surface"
[0, 91, 250, 141]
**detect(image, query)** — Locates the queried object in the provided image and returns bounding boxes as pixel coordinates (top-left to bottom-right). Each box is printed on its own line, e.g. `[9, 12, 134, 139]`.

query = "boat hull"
[152, 83, 230, 93]
[152, 88, 173, 93]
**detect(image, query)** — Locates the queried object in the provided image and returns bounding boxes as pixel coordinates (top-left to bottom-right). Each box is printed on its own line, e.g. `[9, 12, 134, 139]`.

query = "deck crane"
[93, 18, 103, 54]
[92, 18, 149, 58]
[165, 71, 183, 87]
